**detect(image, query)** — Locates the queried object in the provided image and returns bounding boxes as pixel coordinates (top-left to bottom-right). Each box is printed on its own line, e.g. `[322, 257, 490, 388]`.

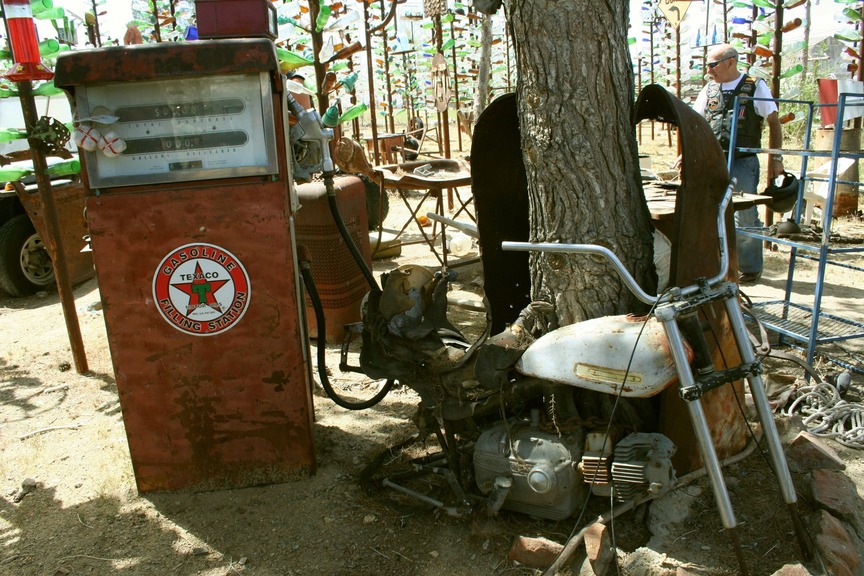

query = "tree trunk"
[509, 1, 654, 325]
[474, 14, 493, 122]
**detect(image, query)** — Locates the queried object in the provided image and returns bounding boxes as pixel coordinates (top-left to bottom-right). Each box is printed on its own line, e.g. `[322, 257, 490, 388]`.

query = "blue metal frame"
[728, 93, 864, 372]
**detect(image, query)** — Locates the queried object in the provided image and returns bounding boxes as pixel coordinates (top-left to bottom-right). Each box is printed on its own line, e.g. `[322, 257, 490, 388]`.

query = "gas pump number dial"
[76, 73, 278, 188]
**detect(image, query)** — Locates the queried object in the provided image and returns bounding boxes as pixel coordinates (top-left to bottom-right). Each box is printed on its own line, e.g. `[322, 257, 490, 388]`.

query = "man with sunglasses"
[694, 44, 784, 284]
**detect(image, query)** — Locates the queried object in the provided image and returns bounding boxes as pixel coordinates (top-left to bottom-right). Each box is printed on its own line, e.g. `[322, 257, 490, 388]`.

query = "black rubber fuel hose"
[299, 256, 392, 410]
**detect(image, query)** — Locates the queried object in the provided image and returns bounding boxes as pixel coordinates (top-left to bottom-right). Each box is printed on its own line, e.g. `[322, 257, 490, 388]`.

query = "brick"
[810, 510, 859, 576]
[810, 469, 863, 532]
[584, 523, 614, 576]
[786, 431, 845, 473]
[768, 563, 813, 576]
[508, 535, 565, 569]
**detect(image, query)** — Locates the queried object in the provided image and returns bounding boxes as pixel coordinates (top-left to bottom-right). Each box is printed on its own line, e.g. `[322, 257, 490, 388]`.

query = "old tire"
[0, 215, 55, 297]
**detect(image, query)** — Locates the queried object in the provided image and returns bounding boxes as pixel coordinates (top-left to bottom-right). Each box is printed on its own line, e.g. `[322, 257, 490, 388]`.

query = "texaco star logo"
[153, 243, 251, 336]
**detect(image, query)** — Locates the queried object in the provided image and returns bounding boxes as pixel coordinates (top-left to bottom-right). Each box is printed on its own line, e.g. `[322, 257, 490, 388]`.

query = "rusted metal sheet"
[86, 182, 315, 492]
[470, 93, 531, 334]
[634, 84, 747, 474]
[15, 179, 94, 286]
[53, 39, 278, 90]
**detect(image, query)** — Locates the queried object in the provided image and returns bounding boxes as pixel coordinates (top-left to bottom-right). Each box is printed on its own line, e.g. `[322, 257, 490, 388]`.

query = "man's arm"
[765, 110, 784, 181]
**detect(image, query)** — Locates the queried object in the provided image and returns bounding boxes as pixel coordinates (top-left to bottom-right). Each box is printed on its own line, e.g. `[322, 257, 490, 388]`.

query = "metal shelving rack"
[729, 94, 864, 372]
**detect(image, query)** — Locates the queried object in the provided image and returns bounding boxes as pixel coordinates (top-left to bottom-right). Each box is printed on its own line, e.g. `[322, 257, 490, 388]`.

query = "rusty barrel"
[295, 175, 371, 343]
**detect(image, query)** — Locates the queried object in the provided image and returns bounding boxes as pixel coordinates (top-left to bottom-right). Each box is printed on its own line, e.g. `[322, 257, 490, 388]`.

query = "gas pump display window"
[76, 72, 278, 188]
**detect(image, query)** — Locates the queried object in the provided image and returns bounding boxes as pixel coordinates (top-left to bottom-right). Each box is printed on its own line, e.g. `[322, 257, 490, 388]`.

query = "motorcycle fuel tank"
[517, 314, 691, 398]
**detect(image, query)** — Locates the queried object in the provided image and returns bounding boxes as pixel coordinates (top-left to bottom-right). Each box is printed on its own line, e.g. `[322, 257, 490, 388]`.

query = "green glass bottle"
[315, 4, 331, 33]
[32, 81, 63, 96]
[0, 168, 32, 182]
[30, 0, 54, 13]
[33, 6, 64, 20]
[276, 48, 314, 72]
[38, 39, 60, 56]
[45, 160, 80, 176]
[338, 103, 367, 124]
[341, 72, 358, 92]
[0, 128, 28, 143]
[322, 105, 340, 128]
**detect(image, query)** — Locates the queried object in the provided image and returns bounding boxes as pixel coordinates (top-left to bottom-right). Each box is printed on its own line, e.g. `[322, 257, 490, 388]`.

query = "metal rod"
[18, 81, 88, 374]
[425, 212, 477, 237]
[657, 308, 748, 575]
[382, 478, 444, 508]
[363, 0, 380, 164]
[450, 18, 462, 152]
[723, 289, 812, 560]
[501, 185, 734, 304]
[381, 0, 395, 134]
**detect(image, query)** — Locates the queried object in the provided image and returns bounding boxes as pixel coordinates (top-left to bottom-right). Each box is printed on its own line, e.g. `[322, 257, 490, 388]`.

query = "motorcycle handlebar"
[501, 182, 735, 305]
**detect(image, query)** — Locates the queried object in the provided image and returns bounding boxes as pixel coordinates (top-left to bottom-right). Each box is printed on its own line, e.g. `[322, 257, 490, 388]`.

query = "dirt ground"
[2, 131, 864, 576]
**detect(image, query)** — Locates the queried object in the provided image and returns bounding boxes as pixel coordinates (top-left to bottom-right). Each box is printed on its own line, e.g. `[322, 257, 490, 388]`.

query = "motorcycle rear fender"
[516, 314, 692, 398]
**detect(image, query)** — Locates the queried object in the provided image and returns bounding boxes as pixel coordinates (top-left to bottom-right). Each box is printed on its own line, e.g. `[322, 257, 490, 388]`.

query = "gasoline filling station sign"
[153, 243, 251, 336]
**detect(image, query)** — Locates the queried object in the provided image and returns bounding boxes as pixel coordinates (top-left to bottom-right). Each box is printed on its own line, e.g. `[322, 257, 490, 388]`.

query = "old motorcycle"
[286, 92, 809, 574]
[322, 187, 811, 576]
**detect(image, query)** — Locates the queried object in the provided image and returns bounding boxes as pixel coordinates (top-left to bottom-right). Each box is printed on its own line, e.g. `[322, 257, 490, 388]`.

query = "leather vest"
[705, 75, 762, 157]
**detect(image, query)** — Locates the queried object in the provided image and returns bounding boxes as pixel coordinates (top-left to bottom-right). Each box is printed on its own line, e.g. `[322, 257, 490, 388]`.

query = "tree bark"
[474, 14, 493, 121]
[509, 0, 654, 325]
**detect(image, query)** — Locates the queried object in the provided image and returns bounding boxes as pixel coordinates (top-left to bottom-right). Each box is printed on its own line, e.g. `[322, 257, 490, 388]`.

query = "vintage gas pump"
[54, 39, 316, 492]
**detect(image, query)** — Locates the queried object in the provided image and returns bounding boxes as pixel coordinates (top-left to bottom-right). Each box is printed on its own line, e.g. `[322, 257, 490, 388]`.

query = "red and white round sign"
[152, 243, 251, 336]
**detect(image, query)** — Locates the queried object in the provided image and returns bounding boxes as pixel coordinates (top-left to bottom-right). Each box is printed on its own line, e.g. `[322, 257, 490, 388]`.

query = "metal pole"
[649, 19, 655, 140]
[434, 15, 451, 161]
[656, 305, 748, 576]
[450, 18, 462, 152]
[309, 0, 329, 115]
[381, 0, 395, 134]
[772, 2, 783, 99]
[18, 81, 88, 374]
[363, 0, 381, 164]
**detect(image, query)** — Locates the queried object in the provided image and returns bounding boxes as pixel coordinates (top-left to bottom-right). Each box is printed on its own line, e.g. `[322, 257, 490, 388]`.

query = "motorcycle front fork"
[655, 281, 811, 576]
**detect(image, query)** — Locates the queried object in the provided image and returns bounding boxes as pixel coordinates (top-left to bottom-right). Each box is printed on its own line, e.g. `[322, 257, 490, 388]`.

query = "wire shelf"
[749, 300, 864, 344]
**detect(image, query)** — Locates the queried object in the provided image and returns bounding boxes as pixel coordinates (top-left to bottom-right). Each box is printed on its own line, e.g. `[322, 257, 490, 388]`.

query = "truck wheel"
[0, 215, 55, 297]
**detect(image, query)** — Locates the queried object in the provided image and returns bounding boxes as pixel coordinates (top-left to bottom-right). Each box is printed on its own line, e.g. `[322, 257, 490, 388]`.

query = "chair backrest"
[457, 108, 474, 141]
[803, 157, 856, 224]
[407, 110, 442, 157]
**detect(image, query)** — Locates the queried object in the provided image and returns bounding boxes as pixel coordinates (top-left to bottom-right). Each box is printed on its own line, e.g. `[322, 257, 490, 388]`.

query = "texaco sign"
[153, 243, 251, 336]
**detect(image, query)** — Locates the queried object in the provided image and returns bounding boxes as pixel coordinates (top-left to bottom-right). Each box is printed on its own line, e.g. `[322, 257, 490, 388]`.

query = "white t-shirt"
[693, 73, 778, 118]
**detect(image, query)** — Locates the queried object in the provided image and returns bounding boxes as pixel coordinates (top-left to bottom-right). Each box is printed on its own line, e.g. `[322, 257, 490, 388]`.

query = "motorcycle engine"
[473, 419, 586, 521]
[474, 424, 677, 520]
[581, 432, 677, 501]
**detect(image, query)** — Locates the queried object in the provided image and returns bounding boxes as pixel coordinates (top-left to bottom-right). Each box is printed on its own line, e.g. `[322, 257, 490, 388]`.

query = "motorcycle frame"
[504, 185, 811, 575]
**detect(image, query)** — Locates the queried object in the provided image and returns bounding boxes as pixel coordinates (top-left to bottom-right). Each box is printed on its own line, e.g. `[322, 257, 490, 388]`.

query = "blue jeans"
[731, 155, 763, 275]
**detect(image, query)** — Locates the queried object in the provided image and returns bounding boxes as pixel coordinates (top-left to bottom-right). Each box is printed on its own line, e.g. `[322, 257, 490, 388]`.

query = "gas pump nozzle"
[285, 92, 335, 174]
[284, 92, 379, 295]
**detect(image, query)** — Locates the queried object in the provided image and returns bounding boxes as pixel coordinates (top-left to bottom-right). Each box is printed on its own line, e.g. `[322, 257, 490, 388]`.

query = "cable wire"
[543, 289, 672, 576]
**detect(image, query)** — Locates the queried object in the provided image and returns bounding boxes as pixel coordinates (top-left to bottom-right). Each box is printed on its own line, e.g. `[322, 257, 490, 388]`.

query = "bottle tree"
[129, 0, 194, 43]
[832, 0, 864, 81]
[274, 0, 367, 119]
[1, 0, 77, 157]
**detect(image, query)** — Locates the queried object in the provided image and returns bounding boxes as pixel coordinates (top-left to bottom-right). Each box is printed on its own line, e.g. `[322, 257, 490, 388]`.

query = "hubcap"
[20, 233, 54, 286]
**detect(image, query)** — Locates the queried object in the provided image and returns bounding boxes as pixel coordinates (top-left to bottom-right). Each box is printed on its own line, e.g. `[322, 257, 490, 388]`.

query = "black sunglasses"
[707, 56, 734, 69]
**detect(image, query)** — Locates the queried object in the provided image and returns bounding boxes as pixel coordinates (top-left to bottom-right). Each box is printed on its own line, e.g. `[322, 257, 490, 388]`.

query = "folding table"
[372, 159, 473, 267]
